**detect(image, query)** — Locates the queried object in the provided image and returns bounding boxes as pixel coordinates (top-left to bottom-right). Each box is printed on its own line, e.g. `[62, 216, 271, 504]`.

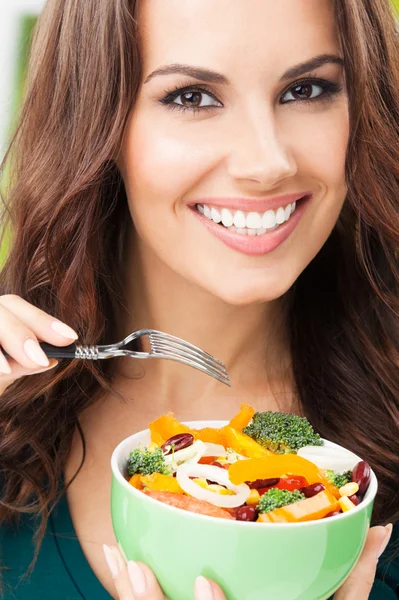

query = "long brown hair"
[0, 0, 398, 567]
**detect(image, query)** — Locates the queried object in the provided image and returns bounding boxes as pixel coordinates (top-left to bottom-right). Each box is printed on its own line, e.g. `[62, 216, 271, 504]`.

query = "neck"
[112, 228, 295, 418]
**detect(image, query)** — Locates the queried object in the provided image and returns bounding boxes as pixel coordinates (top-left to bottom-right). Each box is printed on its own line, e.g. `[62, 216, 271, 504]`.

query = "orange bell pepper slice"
[149, 413, 190, 444]
[140, 473, 183, 494]
[228, 403, 256, 431]
[222, 427, 273, 458]
[228, 454, 325, 486]
[258, 489, 339, 523]
[128, 474, 143, 490]
[149, 411, 269, 458]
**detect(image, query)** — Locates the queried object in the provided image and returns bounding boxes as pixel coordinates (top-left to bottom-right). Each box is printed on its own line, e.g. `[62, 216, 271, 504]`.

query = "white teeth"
[196, 198, 300, 236]
[221, 208, 234, 227]
[262, 210, 276, 229]
[276, 207, 285, 224]
[211, 206, 221, 223]
[246, 212, 263, 229]
[233, 210, 246, 228]
[204, 205, 212, 219]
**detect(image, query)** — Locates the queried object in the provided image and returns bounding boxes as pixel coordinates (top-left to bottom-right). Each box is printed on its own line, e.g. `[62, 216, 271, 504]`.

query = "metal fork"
[1, 329, 231, 386]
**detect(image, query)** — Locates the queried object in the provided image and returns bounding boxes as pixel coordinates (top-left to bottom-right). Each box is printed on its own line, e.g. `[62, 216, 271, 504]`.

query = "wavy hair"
[0, 0, 398, 570]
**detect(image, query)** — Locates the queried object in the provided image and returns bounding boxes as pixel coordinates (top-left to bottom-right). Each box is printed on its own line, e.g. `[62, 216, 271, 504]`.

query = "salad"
[126, 404, 371, 523]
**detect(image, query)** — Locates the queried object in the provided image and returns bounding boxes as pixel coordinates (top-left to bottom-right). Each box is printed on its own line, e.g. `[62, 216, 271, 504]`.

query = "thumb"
[194, 576, 227, 600]
[334, 525, 392, 600]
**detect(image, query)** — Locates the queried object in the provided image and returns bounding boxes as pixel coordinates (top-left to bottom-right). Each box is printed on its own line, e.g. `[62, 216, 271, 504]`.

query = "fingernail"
[30, 359, 58, 374]
[127, 561, 147, 596]
[103, 544, 120, 579]
[378, 524, 393, 558]
[194, 576, 214, 600]
[51, 321, 78, 340]
[23, 339, 49, 367]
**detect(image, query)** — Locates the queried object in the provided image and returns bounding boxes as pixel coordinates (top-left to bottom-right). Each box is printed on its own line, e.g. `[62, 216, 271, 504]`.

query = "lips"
[190, 194, 311, 257]
[189, 192, 310, 214]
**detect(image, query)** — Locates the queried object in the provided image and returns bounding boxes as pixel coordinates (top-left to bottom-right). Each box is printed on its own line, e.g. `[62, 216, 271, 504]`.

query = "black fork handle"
[0, 342, 78, 360]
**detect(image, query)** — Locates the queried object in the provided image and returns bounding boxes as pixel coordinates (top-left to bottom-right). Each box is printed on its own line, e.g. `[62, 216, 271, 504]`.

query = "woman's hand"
[104, 524, 392, 600]
[0, 294, 78, 395]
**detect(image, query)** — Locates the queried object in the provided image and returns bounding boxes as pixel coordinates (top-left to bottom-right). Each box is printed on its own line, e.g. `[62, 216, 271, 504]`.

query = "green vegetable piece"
[323, 469, 352, 489]
[243, 411, 323, 454]
[257, 488, 305, 514]
[127, 445, 172, 477]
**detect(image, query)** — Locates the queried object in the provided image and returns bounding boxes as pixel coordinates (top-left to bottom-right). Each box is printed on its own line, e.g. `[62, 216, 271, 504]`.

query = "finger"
[334, 525, 392, 600]
[0, 296, 78, 370]
[104, 545, 165, 600]
[0, 358, 58, 396]
[194, 576, 227, 600]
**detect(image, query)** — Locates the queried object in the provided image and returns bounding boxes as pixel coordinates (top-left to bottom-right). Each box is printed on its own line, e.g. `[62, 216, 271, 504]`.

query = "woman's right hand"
[0, 294, 79, 395]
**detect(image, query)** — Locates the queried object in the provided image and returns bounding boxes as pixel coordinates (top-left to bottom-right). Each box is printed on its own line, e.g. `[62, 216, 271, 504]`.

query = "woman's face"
[119, 0, 349, 305]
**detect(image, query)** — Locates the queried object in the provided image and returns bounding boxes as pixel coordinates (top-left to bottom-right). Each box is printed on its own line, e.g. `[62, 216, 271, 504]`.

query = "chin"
[207, 273, 297, 306]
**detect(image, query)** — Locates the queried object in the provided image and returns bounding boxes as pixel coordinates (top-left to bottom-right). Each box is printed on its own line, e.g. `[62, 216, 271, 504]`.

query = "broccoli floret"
[242, 411, 323, 454]
[323, 469, 352, 489]
[127, 445, 172, 477]
[257, 488, 305, 514]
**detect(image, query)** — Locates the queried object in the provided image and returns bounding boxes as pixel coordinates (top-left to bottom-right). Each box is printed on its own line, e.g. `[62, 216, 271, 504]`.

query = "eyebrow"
[143, 54, 344, 85]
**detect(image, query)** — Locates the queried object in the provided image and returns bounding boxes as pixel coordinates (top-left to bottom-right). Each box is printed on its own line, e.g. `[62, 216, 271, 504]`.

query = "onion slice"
[202, 443, 227, 457]
[297, 445, 359, 471]
[176, 463, 250, 508]
[164, 440, 207, 469]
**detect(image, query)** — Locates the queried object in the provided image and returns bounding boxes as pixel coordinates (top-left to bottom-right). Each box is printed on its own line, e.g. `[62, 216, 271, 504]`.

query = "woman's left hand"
[104, 524, 392, 600]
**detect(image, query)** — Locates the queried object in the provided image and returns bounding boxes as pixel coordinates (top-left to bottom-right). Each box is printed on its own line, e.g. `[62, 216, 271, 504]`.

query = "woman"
[0, 0, 397, 598]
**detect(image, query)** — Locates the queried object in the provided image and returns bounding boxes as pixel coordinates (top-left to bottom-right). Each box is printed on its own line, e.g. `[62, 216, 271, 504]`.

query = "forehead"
[137, 0, 340, 77]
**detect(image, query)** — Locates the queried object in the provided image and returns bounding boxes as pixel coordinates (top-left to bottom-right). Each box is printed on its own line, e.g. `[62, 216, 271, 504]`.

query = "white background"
[0, 0, 44, 159]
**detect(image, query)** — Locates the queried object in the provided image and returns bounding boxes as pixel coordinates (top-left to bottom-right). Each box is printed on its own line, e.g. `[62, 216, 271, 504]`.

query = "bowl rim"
[111, 420, 378, 528]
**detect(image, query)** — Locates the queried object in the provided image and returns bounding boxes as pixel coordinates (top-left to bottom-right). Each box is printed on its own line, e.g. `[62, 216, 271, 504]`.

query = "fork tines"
[148, 330, 231, 386]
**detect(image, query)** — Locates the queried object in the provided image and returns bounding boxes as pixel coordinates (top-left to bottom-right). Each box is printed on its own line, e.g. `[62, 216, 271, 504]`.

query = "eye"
[280, 79, 341, 104]
[160, 85, 222, 113]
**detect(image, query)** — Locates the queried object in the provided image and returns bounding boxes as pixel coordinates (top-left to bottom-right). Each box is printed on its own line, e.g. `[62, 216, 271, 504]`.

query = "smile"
[190, 194, 311, 256]
[196, 201, 297, 236]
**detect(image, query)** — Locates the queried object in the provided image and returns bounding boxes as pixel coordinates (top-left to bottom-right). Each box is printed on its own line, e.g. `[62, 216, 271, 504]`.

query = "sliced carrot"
[258, 490, 339, 523]
[144, 490, 234, 519]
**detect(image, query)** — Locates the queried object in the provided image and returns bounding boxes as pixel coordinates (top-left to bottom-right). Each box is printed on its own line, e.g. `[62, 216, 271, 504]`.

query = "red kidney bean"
[245, 478, 280, 490]
[300, 483, 325, 498]
[325, 510, 342, 518]
[161, 433, 194, 455]
[351, 461, 371, 495]
[348, 494, 360, 506]
[236, 506, 258, 522]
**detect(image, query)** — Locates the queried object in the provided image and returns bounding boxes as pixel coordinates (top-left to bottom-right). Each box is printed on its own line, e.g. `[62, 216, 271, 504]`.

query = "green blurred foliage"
[0, 15, 37, 269]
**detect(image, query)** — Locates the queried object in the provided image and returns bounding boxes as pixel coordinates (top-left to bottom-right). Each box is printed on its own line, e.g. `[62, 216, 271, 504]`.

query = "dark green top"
[0, 493, 398, 599]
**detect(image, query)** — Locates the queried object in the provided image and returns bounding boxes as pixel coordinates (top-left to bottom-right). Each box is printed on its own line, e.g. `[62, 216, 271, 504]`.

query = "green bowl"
[111, 421, 377, 600]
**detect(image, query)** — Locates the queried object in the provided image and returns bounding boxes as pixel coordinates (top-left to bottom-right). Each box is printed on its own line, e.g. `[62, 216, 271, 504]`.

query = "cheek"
[287, 104, 349, 192]
[121, 112, 214, 207]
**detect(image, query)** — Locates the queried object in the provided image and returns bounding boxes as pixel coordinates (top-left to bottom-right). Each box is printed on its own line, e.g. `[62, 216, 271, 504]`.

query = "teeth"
[221, 208, 234, 227]
[196, 198, 301, 236]
[262, 210, 276, 229]
[276, 207, 285, 224]
[211, 207, 221, 223]
[246, 212, 263, 229]
[233, 210, 246, 228]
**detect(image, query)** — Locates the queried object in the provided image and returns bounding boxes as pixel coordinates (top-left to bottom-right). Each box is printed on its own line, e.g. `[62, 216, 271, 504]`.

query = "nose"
[225, 106, 297, 187]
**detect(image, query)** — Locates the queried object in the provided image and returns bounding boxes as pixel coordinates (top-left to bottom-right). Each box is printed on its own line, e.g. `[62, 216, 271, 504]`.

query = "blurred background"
[0, 0, 398, 265]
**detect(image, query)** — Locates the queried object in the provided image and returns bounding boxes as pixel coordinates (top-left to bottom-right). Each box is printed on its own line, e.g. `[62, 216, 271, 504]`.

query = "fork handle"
[1, 342, 78, 360]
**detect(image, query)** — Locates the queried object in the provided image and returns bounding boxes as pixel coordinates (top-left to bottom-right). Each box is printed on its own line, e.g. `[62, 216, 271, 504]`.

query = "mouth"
[193, 195, 310, 235]
[190, 194, 312, 256]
